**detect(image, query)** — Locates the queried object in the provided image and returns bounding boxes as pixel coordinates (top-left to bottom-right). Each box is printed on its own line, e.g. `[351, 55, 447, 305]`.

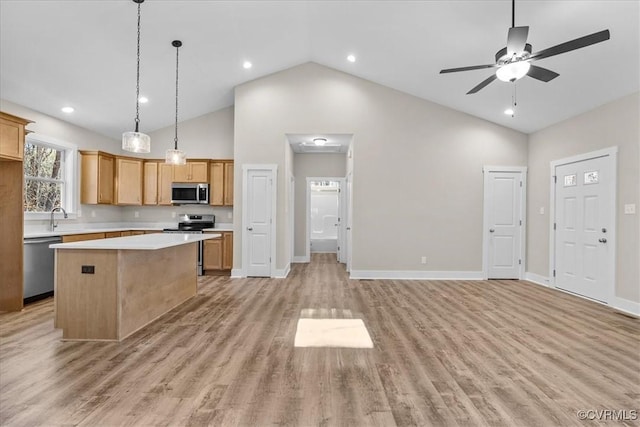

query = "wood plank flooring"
[1, 253, 638, 426]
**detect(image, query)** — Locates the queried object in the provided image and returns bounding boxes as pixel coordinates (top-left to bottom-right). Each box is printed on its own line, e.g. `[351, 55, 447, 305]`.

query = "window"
[23, 134, 77, 216]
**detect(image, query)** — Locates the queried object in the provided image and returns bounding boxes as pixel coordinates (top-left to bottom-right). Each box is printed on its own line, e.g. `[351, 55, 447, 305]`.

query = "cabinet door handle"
[489, 228, 495, 233]
[247, 227, 253, 231]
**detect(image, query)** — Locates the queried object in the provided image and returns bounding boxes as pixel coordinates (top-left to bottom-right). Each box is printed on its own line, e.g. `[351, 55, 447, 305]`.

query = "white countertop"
[50, 233, 221, 250]
[24, 224, 234, 238]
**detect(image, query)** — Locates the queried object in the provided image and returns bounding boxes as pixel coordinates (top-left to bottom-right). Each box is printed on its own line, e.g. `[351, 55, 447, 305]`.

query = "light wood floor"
[1, 254, 638, 426]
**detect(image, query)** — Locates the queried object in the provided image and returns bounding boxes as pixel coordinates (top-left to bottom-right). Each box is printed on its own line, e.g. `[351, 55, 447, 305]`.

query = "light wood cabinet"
[203, 231, 233, 273]
[173, 161, 208, 183]
[210, 160, 234, 206]
[81, 151, 115, 205]
[0, 112, 31, 161]
[62, 233, 106, 243]
[143, 161, 158, 205]
[115, 157, 143, 205]
[158, 163, 174, 205]
[120, 230, 145, 237]
[105, 231, 122, 239]
[0, 111, 31, 312]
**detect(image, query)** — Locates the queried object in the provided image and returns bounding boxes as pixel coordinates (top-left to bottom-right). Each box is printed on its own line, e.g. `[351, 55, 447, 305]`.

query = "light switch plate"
[624, 204, 636, 214]
[539, 207, 545, 215]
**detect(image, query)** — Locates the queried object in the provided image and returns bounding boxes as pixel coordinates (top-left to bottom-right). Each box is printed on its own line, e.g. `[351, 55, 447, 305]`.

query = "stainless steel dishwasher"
[23, 236, 61, 303]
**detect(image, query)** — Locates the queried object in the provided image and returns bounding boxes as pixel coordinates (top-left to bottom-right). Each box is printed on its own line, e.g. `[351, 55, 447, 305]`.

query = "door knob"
[489, 228, 495, 233]
[598, 238, 607, 243]
[247, 227, 253, 231]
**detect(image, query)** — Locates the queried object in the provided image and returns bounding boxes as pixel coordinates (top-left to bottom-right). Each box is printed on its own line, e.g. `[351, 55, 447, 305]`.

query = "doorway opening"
[306, 178, 345, 262]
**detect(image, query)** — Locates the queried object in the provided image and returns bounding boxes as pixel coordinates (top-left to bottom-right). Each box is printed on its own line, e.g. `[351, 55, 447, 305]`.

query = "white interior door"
[346, 172, 353, 272]
[554, 155, 613, 302]
[246, 169, 273, 277]
[484, 168, 525, 279]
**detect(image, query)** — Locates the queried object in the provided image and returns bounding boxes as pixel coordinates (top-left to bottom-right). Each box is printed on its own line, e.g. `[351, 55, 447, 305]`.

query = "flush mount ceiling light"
[243, 61, 252, 69]
[313, 137, 327, 146]
[122, 0, 150, 154]
[61, 106, 74, 113]
[166, 40, 186, 165]
[504, 108, 515, 116]
[347, 54, 356, 63]
[138, 96, 148, 103]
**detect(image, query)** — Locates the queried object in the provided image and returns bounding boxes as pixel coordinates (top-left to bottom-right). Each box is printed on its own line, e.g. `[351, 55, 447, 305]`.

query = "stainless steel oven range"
[163, 214, 215, 276]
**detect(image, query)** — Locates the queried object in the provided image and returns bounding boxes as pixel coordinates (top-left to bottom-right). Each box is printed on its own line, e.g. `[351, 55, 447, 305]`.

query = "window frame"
[23, 133, 78, 220]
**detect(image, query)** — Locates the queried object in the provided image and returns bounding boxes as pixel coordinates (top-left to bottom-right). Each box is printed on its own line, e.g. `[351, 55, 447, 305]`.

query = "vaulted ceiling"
[1, 1, 638, 139]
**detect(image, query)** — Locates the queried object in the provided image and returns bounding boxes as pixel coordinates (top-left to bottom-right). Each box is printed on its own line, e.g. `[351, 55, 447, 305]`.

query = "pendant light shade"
[166, 40, 186, 165]
[122, 0, 150, 153]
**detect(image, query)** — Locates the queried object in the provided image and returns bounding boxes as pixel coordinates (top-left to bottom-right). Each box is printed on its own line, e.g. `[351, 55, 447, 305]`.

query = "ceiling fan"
[440, 0, 610, 94]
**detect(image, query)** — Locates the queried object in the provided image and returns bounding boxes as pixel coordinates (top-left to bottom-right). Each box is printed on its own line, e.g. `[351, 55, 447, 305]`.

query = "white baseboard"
[524, 272, 550, 287]
[292, 256, 309, 263]
[230, 268, 243, 278]
[349, 270, 483, 280]
[273, 264, 291, 279]
[613, 297, 640, 317]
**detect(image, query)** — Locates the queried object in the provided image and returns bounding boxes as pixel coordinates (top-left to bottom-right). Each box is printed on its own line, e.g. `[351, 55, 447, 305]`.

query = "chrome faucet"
[50, 207, 68, 232]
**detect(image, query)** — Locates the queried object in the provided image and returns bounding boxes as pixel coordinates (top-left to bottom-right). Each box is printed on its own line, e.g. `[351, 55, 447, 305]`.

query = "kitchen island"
[51, 233, 220, 341]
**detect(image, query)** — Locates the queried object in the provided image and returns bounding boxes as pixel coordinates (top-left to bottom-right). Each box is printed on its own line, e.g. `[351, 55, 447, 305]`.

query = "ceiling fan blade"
[527, 64, 559, 82]
[507, 26, 529, 55]
[467, 74, 497, 94]
[440, 64, 497, 74]
[530, 29, 610, 61]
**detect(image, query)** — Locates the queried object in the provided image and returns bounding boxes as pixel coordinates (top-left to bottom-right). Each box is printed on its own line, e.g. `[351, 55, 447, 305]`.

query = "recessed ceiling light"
[313, 138, 327, 146]
[61, 106, 74, 113]
[504, 108, 515, 116]
[138, 96, 149, 103]
[347, 54, 356, 63]
[243, 61, 252, 69]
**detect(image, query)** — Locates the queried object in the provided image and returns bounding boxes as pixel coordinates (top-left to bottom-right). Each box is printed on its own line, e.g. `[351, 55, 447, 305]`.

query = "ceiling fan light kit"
[122, 0, 151, 154]
[439, 0, 610, 95]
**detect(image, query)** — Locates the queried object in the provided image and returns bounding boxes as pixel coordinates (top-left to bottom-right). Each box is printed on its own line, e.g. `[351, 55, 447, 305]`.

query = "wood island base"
[55, 243, 197, 341]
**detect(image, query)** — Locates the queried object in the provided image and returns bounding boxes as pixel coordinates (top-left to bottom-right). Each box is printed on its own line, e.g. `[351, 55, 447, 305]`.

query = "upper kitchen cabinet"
[115, 157, 143, 205]
[0, 112, 32, 161]
[210, 160, 234, 206]
[143, 161, 158, 205]
[80, 151, 114, 205]
[173, 161, 208, 183]
[158, 162, 174, 205]
[0, 111, 31, 312]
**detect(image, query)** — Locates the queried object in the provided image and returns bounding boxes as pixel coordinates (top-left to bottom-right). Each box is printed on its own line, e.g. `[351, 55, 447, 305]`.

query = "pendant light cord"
[511, 0, 515, 28]
[174, 43, 180, 150]
[134, 1, 142, 133]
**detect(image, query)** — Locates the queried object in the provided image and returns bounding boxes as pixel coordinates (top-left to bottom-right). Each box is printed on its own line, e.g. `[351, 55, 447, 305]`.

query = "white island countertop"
[50, 232, 221, 250]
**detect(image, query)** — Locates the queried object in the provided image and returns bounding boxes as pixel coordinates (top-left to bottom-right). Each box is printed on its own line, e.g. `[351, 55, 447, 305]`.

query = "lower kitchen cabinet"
[203, 231, 233, 273]
[61, 233, 106, 243]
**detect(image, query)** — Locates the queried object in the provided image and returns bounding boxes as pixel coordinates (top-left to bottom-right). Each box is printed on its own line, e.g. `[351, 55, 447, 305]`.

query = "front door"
[246, 169, 273, 277]
[485, 169, 524, 279]
[554, 155, 613, 302]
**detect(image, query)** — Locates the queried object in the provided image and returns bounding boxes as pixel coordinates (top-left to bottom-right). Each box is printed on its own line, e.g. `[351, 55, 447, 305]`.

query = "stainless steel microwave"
[171, 183, 209, 204]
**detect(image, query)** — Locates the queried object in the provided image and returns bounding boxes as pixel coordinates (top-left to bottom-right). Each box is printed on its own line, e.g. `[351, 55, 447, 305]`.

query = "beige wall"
[527, 92, 640, 303]
[234, 62, 528, 272]
[293, 153, 347, 257]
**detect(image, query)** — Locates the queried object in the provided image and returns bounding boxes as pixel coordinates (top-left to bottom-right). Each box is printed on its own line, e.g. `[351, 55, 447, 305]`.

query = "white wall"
[293, 153, 346, 257]
[234, 62, 528, 273]
[1, 98, 124, 226]
[527, 92, 640, 304]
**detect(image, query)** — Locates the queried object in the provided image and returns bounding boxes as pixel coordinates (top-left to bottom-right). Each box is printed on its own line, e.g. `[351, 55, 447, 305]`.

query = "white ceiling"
[1, 1, 638, 139]
[287, 134, 352, 154]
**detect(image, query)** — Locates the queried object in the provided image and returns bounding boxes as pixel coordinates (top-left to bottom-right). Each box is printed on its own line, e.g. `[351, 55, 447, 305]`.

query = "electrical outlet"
[77, 209, 82, 218]
[227, 212, 233, 219]
[624, 204, 636, 214]
[91, 210, 96, 218]
[421, 256, 427, 264]
[539, 207, 545, 215]
[134, 211, 139, 218]
[171, 212, 177, 218]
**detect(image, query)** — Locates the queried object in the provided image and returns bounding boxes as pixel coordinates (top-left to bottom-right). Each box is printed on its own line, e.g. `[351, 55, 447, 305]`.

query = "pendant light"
[165, 40, 186, 165]
[122, 0, 150, 153]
